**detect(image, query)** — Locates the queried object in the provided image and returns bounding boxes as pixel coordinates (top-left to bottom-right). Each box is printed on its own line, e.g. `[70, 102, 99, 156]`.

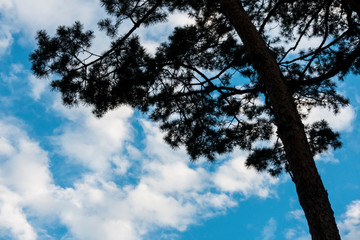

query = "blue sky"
[0, 1, 359, 239]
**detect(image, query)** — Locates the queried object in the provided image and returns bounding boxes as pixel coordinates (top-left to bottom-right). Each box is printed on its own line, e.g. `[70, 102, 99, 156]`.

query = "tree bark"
[217, 0, 341, 239]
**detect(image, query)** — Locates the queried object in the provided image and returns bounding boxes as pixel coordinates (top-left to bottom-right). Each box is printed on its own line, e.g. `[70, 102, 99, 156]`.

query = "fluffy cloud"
[1, 0, 103, 35]
[0, 0, 194, 56]
[28, 75, 48, 101]
[0, 119, 54, 239]
[0, 103, 280, 240]
[0, 0, 109, 61]
[339, 200, 360, 240]
[213, 152, 279, 198]
[305, 105, 356, 132]
[52, 102, 134, 173]
[0, 186, 37, 240]
[302, 104, 356, 163]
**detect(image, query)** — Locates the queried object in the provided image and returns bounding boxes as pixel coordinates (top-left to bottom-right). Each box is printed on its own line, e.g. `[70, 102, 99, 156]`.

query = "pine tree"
[30, 0, 360, 239]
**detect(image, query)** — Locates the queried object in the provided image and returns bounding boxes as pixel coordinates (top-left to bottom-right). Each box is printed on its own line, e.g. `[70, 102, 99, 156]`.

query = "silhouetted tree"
[31, 0, 360, 239]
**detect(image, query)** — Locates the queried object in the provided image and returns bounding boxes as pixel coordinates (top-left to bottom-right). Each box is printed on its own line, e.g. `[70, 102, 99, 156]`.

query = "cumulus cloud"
[52, 102, 134, 174]
[0, 0, 109, 60]
[314, 151, 339, 164]
[213, 152, 279, 198]
[339, 200, 360, 240]
[0, 119, 53, 240]
[0, 0, 194, 57]
[0, 104, 280, 240]
[302, 104, 356, 163]
[0, 2, 277, 238]
[305, 105, 356, 132]
[2, 0, 103, 35]
[0, 186, 37, 240]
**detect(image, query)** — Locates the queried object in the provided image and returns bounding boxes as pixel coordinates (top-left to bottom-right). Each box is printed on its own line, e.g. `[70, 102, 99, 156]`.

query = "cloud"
[302, 104, 355, 163]
[284, 202, 360, 240]
[286, 209, 306, 222]
[304, 105, 356, 132]
[0, 2, 279, 231]
[0, 63, 50, 102]
[49, 113, 240, 239]
[4, 0, 104, 34]
[0, 26, 13, 55]
[0, 186, 37, 240]
[339, 200, 360, 240]
[0, 0, 108, 59]
[0, 101, 281, 240]
[262, 218, 277, 240]
[314, 151, 340, 164]
[0, 0, 194, 57]
[51, 102, 134, 174]
[135, 10, 195, 54]
[28, 75, 48, 101]
[284, 209, 310, 240]
[0, 119, 53, 240]
[213, 152, 279, 198]
[284, 228, 310, 240]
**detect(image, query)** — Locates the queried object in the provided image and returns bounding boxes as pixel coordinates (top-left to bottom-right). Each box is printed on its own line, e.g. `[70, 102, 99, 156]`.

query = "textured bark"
[217, 0, 341, 239]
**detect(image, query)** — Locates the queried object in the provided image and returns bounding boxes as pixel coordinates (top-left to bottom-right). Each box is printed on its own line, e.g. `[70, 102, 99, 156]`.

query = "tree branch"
[75, 0, 163, 71]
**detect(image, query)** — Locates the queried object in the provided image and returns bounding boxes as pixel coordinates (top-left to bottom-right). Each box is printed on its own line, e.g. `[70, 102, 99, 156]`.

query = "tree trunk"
[217, 0, 341, 239]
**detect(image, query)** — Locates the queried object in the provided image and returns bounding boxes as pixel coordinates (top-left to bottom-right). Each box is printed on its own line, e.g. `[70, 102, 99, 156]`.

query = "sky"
[0, 0, 359, 240]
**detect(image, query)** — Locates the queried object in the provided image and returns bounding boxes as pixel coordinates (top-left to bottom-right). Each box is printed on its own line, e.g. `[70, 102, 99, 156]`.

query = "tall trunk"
[217, 0, 341, 239]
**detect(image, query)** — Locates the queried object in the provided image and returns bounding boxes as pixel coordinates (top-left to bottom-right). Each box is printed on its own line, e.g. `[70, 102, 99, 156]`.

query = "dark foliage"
[30, 0, 360, 175]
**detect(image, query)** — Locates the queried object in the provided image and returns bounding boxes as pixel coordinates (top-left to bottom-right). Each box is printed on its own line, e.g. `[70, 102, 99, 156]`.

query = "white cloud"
[0, 119, 53, 240]
[287, 209, 306, 222]
[314, 151, 340, 164]
[284, 209, 310, 240]
[262, 218, 277, 240]
[305, 105, 356, 132]
[0, 186, 37, 240]
[10, 0, 103, 34]
[339, 200, 360, 240]
[0, 1, 357, 239]
[138, 11, 195, 54]
[0, 0, 195, 57]
[0, 0, 107, 58]
[168, 12, 195, 27]
[284, 228, 310, 240]
[301, 104, 356, 163]
[213, 152, 279, 198]
[52, 102, 134, 173]
[28, 75, 48, 101]
[0, 64, 23, 84]
[0, 110, 281, 240]
[0, 63, 50, 101]
[0, 26, 13, 55]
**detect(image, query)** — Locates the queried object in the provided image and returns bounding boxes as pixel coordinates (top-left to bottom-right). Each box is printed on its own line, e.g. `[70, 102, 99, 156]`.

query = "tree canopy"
[31, 0, 360, 239]
[30, 0, 358, 173]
